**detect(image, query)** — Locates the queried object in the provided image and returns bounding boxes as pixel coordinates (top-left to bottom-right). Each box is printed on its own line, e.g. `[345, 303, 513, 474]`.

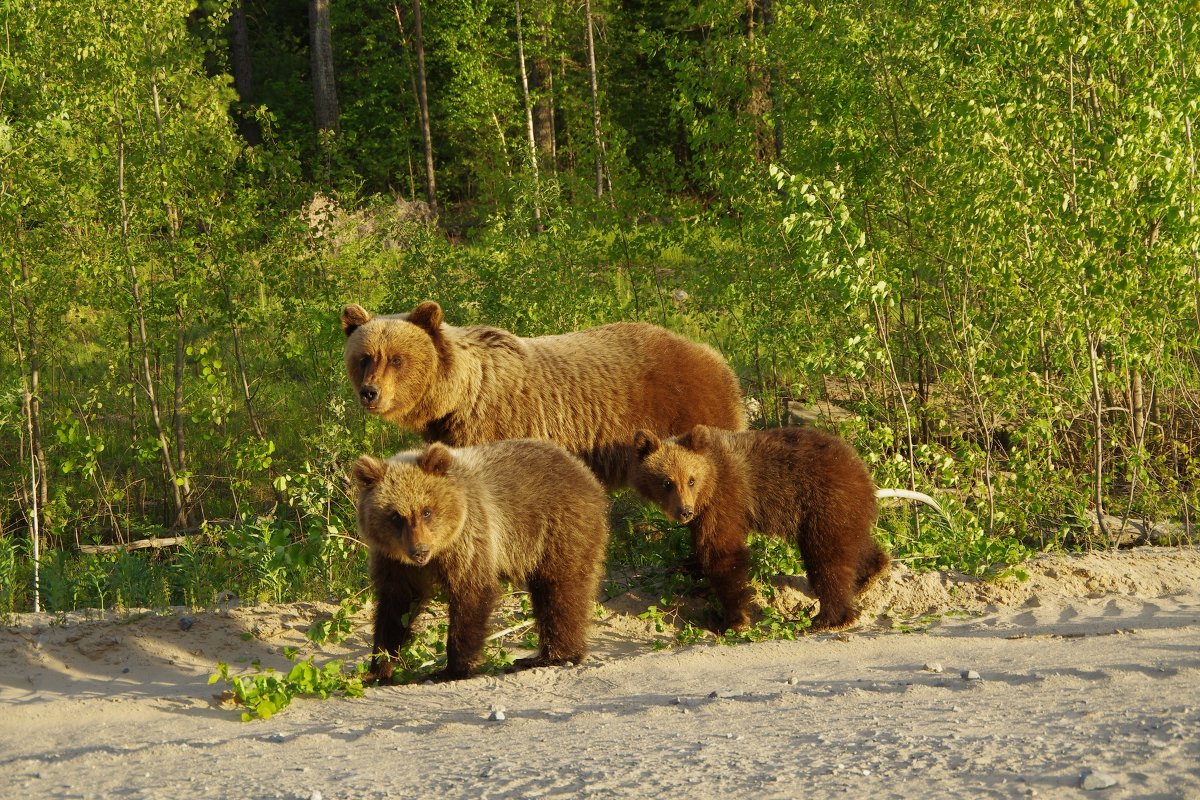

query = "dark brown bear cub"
[632, 425, 888, 633]
[353, 439, 609, 682]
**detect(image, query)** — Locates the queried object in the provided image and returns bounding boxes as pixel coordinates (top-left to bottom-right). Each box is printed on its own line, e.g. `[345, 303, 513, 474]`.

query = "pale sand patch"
[2, 546, 1198, 799]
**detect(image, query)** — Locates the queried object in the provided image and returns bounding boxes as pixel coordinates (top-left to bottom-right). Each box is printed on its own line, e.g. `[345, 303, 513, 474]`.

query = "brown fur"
[353, 439, 610, 682]
[341, 301, 746, 488]
[632, 425, 888, 632]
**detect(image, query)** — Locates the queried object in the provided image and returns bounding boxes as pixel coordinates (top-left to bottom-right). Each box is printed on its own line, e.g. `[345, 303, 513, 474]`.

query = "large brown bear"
[341, 301, 746, 489]
[352, 438, 609, 683]
[631, 424, 889, 633]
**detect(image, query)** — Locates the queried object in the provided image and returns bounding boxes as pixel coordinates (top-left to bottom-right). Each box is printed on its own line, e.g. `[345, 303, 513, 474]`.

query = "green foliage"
[2, 0, 1197, 629]
[210, 655, 366, 722]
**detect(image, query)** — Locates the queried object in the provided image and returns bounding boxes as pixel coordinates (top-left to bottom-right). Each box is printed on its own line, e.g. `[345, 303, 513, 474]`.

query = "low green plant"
[210, 656, 366, 722]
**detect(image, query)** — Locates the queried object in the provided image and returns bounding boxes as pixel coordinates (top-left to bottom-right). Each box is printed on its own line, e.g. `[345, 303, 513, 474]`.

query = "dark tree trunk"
[229, 0, 261, 145]
[310, 0, 340, 134]
[412, 0, 437, 210]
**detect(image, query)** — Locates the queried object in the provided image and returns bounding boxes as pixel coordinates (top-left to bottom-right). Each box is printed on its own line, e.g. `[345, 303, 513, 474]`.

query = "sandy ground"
[2, 546, 1199, 800]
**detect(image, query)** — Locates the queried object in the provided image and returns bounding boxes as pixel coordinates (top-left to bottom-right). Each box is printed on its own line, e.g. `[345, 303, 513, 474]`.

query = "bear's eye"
[359, 355, 371, 370]
[662, 479, 674, 491]
[389, 355, 403, 368]
[421, 507, 432, 520]
[389, 510, 404, 527]
[687, 477, 695, 488]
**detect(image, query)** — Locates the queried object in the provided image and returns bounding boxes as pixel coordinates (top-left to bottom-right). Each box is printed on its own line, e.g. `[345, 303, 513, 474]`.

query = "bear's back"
[448, 439, 609, 581]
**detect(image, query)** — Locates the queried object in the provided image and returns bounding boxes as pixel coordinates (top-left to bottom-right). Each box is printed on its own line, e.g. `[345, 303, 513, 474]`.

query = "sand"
[2, 546, 1199, 799]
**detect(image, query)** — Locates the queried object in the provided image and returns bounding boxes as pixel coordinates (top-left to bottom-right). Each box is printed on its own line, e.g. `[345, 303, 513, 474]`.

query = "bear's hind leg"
[514, 571, 594, 670]
[855, 544, 891, 592]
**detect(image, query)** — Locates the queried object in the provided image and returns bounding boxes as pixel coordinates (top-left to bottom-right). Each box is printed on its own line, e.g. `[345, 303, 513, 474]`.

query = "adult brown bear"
[341, 301, 746, 488]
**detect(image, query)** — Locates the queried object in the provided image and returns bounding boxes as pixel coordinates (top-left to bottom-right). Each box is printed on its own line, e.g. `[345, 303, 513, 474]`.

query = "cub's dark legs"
[514, 520, 607, 670]
[516, 573, 591, 668]
[370, 554, 434, 683]
[441, 580, 500, 680]
[689, 509, 753, 632]
[798, 520, 890, 632]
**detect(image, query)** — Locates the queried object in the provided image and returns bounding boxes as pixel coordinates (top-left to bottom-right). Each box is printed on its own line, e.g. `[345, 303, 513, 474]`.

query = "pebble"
[962, 670, 982, 681]
[708, 690, 744, 699]
[924, 663, 944, 673]
[1080, 770, 1118, 790]
[178, 616, 196, 631]
[488, 705, 506, 722]
[309, 792, 323, 800]
[786, 676, 799, 685]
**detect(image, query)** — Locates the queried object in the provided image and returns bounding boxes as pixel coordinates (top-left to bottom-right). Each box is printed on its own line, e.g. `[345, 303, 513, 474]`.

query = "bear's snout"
[409, 543, 432, 565]
[359, 384, 380, 407]
[678, 505, 695, 522]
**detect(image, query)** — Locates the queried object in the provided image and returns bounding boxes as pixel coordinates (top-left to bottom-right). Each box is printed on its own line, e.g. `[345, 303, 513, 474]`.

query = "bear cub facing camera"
[353, 439, 610, 683]
[632, 425, 889, 633]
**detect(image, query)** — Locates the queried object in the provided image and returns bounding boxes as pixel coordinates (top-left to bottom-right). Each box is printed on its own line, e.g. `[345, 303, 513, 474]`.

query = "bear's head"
[351, 443, 468, 566]
[341, 301, 446, 426]
[631, 425, 716, 523]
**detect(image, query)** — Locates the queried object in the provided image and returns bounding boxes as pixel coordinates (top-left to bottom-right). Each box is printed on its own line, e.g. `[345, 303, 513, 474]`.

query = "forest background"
[2, 0, 1198, 618]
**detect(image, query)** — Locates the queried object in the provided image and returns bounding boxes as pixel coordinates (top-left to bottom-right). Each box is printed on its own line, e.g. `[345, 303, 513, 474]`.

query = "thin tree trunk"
[115, 94, 187, 529]
[392, 3, 422, 200]
[412, 0, 437, 210]
[310, 0, 341, 134]
[761, 0, 783, 160]
[583, 0, 605, 199]
[140, 25, 195, 525]
[229, 0, 261, 145]
[532, 55, 555, 167]
[6, 246, 43, 611]
[516, 0, 543, 231]
[1088, 331, 1111, 545]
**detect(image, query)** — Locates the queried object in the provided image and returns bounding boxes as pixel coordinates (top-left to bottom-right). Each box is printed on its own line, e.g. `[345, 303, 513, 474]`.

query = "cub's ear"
[352, 454, 387, 490]
[417, 442, 453, 476]
[341, 304, 373, 337]
[681, 425, 711, 454]
[633, 430, 661, 461]
[408, 301, 444, 333]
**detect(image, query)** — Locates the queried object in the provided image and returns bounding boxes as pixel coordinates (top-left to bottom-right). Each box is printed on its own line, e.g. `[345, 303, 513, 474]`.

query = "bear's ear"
[352, 454, 387, 490]
[408, 301, 444, 333]
[341, 304, 373, 337]
[633, 430, 660, 461]
[682, 425, 711, 454]
[417, 442, 453, 476]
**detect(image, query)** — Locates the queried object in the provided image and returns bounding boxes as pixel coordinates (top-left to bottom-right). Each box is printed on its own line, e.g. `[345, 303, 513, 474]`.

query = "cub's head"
[631, 425, 716, 523]
[341, 301, 446, 425]
[351, 443, 468, 566]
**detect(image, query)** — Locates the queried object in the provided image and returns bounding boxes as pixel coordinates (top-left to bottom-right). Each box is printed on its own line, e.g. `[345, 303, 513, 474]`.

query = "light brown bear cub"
[632, 425, 889, 633]
[353, 439, 610, 683]
[341, 301, 745, 489]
